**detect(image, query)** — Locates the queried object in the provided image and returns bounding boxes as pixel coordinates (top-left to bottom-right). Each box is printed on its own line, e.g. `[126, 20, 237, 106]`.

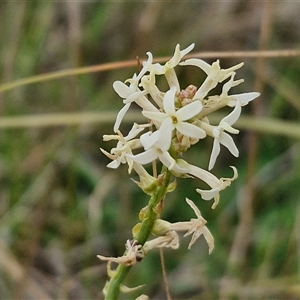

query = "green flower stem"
[104, 264, 132, 300]
[104, 169, 172, 300]
[135, 170, 172, 244]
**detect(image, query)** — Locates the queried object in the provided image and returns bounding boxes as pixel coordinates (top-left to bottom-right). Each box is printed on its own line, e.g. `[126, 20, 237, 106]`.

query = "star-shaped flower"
[127, 130, 177, 170]
[151, 43, 195, 75]
[200, 100, 241, 170]
[100, 123, 147, 173]
[171, 160, 236, 208]
[142, 86, 206, 147]
[196, 166, 238, 208]
[172, 159, 220, 186]
[143, 231, 179, 254]
[140, 73, 164, 109]
[97, 239, 144, 267]
[149, 43, 195, 91]
[210, 73, 260, 109]
[168, 198, 214, 253]
[113, 53, 158, 132]
[210, 103, 241, 170]
[180, 58, 244, 100]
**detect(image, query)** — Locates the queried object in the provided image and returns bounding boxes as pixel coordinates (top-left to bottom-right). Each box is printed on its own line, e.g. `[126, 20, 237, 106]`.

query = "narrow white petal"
[186, 198, 201, 218]
[159, 151, 177, 170]
[228, 92, 260, 107]
[187, 230, 203, 249]
[157, 118, 173, 150]
[179, 43, 195, 58]
[202, 227, 214, 254]
[222, 62, 244, 76]
[137, 52, 153, 80]
[168, 43, 195, 69]
[129, 149, 158, 165]
[113, 81, 132, 98]
[126, 123, 145, 141]
[140, 131, 157, 150]
[196, 186, 220, 201]
[176, 122, 206, 139]
[209, 138, 221, 170]
[219, 133, 239, 157]
[176, 100, 203, 121]
[179, 58, 211, 75]
[142, 111, 166, 123]
[185, 164, 220, 188]
[221, 101, 241, 126]
[114, 103, 131, 132]
[163, 86, 176, 115]
[221, 122, 239, 135]
[124, 90, 146, 104]
[167, 44, 181, 69]
[222, 74, 235, 96]
[107, 159, 121, 169]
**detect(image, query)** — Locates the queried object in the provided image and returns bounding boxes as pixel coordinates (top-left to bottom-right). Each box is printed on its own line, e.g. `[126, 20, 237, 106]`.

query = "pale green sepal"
[120, 284, 145, 294]
[166, 179, 177, 193]
[131, 178, 158, 195]
[152, 219, 171, 236]
[132, 222, 142, 238]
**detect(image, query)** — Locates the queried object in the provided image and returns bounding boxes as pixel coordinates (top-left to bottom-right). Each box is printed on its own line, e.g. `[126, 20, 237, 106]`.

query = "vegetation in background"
[0, 2, 299, 299]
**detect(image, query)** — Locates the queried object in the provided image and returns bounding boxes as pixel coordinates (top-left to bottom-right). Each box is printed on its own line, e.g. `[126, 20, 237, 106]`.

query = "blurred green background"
[0, 1, 300, 299]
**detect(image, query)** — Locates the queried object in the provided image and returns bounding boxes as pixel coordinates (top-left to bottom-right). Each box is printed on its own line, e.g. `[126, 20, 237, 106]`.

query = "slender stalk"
[159, 248, 172, 300]
[104, 169, 172, 300]
[1, 50, 299, 95]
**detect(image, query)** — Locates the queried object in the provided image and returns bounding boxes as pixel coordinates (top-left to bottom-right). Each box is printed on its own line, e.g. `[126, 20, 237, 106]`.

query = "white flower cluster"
[101, 43, 259, 208]
[99, 44, 259, 299]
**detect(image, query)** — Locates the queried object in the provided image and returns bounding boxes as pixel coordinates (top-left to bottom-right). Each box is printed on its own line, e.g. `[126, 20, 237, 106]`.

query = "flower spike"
[99, 43, 259, 298]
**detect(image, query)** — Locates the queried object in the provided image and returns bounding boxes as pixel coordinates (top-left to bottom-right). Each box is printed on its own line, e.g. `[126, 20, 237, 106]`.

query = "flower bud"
[152, 219, 171, 236]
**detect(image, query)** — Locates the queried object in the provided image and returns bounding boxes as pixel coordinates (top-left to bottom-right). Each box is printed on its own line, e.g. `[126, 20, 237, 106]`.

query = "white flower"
[113, 53, 158, 132]
[144, 198, 214, 253]
[173, 159, 221, 187]
[200, 100, 241, 170]
[127, 130, 177, 170]
[207, 73, 243, 107]
[196, 166, 238, 208]
[168, 198, 214, 253]
[150, 43, 195, 91]
[142, 86, 206, 147]
[97, 239, 144, 267]
[143, 231, 179, 254]
[140, 73, 164, 108]
[180, 59, 244, 100]
[210, 73, 260, 109]
[151, 43, 195, 75]
[100, 123, 148, 173]
[171, 160, 238, 208]
[112, 85, 144, 133]
[113, 81, 158, 132]
[210, 103, 241, 170]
